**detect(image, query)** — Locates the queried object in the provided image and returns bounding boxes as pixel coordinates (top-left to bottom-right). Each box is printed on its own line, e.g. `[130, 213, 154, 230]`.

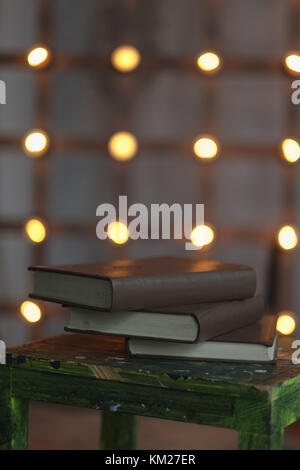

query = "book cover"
[29, 256, 256, 311]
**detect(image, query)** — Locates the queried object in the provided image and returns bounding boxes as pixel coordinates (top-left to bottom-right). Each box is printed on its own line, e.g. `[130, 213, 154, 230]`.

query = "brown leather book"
[128, 313, 278, 363]
[65, 296, 264, 343]
[29, 256, 256, 312]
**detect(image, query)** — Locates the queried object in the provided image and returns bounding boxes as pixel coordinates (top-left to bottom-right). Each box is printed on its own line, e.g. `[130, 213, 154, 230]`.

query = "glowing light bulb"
[276, 313, 296, 335]
[197, 51, 221, 73]
[108, 132, 138, 161]
[23, 129, 49, 157]
[284, 53, 300, 74]
[191, 224, 215, 247]
[27, 46, 51, 68]
[111, 45, 141, 72]
[281, 138, 300, 163]
[20, 301, 41, 323]
[25, 219, 46, 243]
[107, 221, 129, 245]
[277, 225, 298, 250]
[193, 136, 219, 160]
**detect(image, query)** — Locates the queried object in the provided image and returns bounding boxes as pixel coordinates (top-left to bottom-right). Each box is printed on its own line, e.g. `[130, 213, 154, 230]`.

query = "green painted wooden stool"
[0, 333, 300, 450]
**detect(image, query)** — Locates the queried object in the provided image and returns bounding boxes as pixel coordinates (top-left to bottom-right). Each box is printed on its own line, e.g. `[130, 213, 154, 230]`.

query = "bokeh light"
[277, 225, 298, 250]
[284, 53, 300, 74]
[108, 132, 138, 161]
[281, 138, 300, 163]
[191, 224, 215, 248]
[111, 45, 141, 72]
[107, 221, 129, 245]
[20, 301, 42, 323]
[27, 46, 51, 68]
[276, 312, 296, 335]
[193, 136, 219, 160]
[197, 52, 221, 73]
[25, 219, 47, 243]
[23, 129, 49, 157]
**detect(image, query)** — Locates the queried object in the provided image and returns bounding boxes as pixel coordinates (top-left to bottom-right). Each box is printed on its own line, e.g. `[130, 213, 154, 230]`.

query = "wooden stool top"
[6, 333, 300, 398]
[3, 333, 300, 449]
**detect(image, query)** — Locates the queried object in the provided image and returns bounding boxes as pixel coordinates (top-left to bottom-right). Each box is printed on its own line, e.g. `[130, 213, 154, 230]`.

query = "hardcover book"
[127, 313, 278, 363]
[65, 295, 264, 343]
[29, 257, 256, 312]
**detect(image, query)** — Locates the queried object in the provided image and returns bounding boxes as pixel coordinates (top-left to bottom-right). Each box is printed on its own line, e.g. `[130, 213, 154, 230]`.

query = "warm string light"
[108, 132, 138, 161]
[20, 301, 42, 323]
[276, 312, 296, 335]
[111, 45, 141, 72]
[190, 224, 215, 248]
[193, 136, 219, 160]
[281, 138, 300, 163]
[25, 218, 47, 243]
[284, 53, 300, 75]
[22, 129, 50, 157]
[277, 225, 298, 251]
[197, 51, 221, 73]
[27, 46, 51, 68]
[24, 48, 49, 323]
[107, 221, 129, 245]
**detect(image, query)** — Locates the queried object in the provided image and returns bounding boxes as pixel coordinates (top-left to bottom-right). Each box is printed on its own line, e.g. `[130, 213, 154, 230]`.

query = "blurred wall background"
[0, 0, 299, 345]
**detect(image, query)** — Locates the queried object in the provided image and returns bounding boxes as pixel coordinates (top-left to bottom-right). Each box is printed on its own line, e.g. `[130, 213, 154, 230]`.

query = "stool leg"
[0, 367, 11, 449]
[100, 411, 138, 450]
[238, 428, 284, 450]
[0, 367, 28, 450]
[10, 398, 29, 450]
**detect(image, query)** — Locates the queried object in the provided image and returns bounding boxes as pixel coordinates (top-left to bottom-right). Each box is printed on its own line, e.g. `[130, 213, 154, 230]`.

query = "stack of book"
[29, 257, 278, 363]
